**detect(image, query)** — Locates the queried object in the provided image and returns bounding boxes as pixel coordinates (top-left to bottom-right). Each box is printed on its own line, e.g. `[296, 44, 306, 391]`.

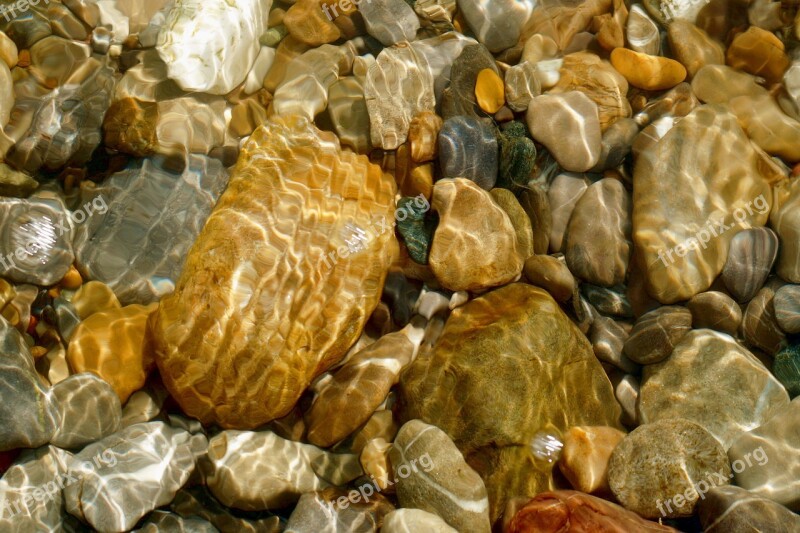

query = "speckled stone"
[623, 306, 692, 365]
[396, 196, 437, 265]
[382, 509, 457, 533]
[490, 189, 534, 260]
[722, 228, 779, 303]
[639, 329, 790, 449]
[698, 485, 800, 533]
[774, 284, 800, 333]
[497, 126, 536, 192]
[687, 291, 742, 336]
[741, 279, 787, 356]
[438, 116, 498, 189]
[397, 284, 622, 523]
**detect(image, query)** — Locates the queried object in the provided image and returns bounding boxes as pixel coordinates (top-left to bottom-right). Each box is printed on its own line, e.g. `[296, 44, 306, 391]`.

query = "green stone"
[396, 196, 437, 264]
[774, 343, 800, 398]
[496, 133, 536, 192]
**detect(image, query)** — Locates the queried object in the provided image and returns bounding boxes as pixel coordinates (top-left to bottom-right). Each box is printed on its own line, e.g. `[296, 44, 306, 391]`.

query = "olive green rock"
[490, 188, 534, 259]
[773, 343, 800, 398]
[0, 163, 38, 197]
[497, 128, 536, 192]
[441, 44, 498, 120]
[396, 196, 437, 264]
[397, 283, 622, 524]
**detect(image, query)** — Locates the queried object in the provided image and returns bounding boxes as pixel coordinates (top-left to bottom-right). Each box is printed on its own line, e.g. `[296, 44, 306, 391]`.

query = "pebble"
[428, 178, 524, 291]
[557, 426, 625, 495]
[504, 61, 541, 112]
[523, 255, 575, 303]
[581, 284, 633, 318]
[773, 343, 800, 398]
[391, 420, 491, 533]
[634, 83, 699, 127]
[171, 486, 283, 532]
[382, 509, 458, 533]
[771, 177, 800, 283]
[615, 374, 640, 426]
[698, 485, 800, 533]
[135, 511, 218, 533]
[360, 437, 393, 491]
[441, 43, 498, 119]
[731, 93, 800, 163]
[548, 173, 590, 253]
[667, 20, 725, 78]
[151, 116, 397, 428]
[0, 163, 38, 198]
[360, 0, 419, 46]
[565, 178, 631, 287]
[438, 116, 498, 189]
[121, 388, 166, 428]
[691, 64, 767, 104]
[497, 128, 537, 192]
[608, 419, 730, 518]
[204, 430, 361, 510]
[590, 117, 639, 172]
[643, 0, 711, 24]
[774, 284, 800, 333]
[475, 68, 504, 114]
[725, 26, 789, 84]
[610, 48, 687, 91]
[408, 111, 442, 163]
[285, 489, 394, 533]
[527, 92, 602, 173]
[519, 185, 551, 255]
[686, 291, 743, 335]
[741, 279, 787, 356]
[156, 0, 269, 94]
[49, 373, 122, 449]
[623, 306, 692, 364]
[0, 31, 17, 68]
[64, 422, 207, 532]
[590, 315, 638, 373]
[722, 228, 779, 303]
[490, 189, 534, 260]
[633, 105, 772, 303]
[396, 196, 437, 265]
[458, 0, 534, 52]
[327, 77, 371, 154]
[283, 0, 341, 46]
[71, 280, 121, 320]
[626, 4, 660, 55]
[398, 284, 621, 523]
[639, 329, 790, 448]
[67, 303, 158, 403]
[505, 490, 679, 532]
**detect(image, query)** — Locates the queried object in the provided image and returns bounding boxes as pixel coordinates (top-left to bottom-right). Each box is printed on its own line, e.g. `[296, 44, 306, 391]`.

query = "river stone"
[285, 488, 394, 533]
[623, 306, 692, 365]
[639, 329, 790, 449]
[590, 315, 638, 373]
[773, 343, 800, 398]
[49, 373, 122, 449]
[774, 284, 800, 334]
[667, 19, 725, 78]
[687, 291, 742, 336]
[557, 426, 626, 495]
[741, 279, 787, 356]
[519, 185, 551, 255]
[440, 44, 498, 119]
[397, 283, 621, 523]
[643, 0, 711, 24]
[382, 509, 457, 532]
[564, 178, 631, 287]
[725, 26, 789, 85]
[698, 485, 800, 533]
[633, 105, 773, 304]
[770, 176, 800, 283]
[497, 126, 536, 192]
[396, 196, 437, 265]
[523, 255, 575, 303]
[581, 284, 633, 318]
[0, 164, 37, 198]
[135, 511, 218, 533]
[64, 422, 207, 532]
[490, 189, 534, 259]
[391, 420, 490, 533]
[608, 419, 730, 519]
[548, 173, 590, 253]
[457, 0, 535, 52]
[438, 116, 498, 189]
[151, 115, 397, 429]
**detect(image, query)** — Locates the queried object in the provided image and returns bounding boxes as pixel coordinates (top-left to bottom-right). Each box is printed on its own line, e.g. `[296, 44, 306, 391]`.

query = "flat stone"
[773, 343, 800, 398]
[397, 284, 622, 523]
[285, 488, 394, 532]
[475, 68, 504, 114]
[623, 306, 692, 364]
[391, 420, 491, 533]
[639, 329, 790, 449]
[725, 26, 789, 84]
[382, 509, 458, 533]
[458, 0, 535, 52]
[609, 419, 730, 518]
[610, 48, 687, 91]
[527, 92, 602, 173]
[438, 116, 498, 189]
[774, 284, 800, 333]
[523, 255, 575, 303]
[428, 178, 524, 291]
[687, 291, 742, 336]
[360, 0, 420, 46]
[667, 20, 725, 78]
[565, 178, 631, 287]
[741, 279, 787, 356]
[558, 426, 626, 495]
[49, 373, 122, 449]
[548, 173, 590, 253]
[772, 177, 800, 283]
[698, 485, 800, 533]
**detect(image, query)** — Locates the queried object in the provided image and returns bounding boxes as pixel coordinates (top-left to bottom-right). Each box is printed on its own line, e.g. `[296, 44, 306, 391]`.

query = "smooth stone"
[728, 396, 800, 510]
[204, 430, 361, 510]
[564, 178, 631, 287]
[589, 117, 639, 172]
[490, 189, 534, 260]
[438, 116, 498, 189]
[496, 128, 536, 192]
[285, 488, 394, 532]
[54, 296, 80, 343]
[457, 0, 535, 52]
[71, 280, 121, 320]
[691, 64, 767, 105]
[639, 329, 790, 449]
[623, 306, 692, 364]
[773, 344, 800, 398]
[73, 156, 229, 305]
[135, 511, 218, 533]
[633, 105, 773, 303]
[305, 324, 422, 447]
[523, 0, 613, 51]
[523, 255, 575, 303]
[352, 410, 399, 454]
[0, 163, 37, 198]
[475, 68, 504, 114]
[698, 485, 800, 532]
[643, 0, 711, 24]
[774, 284, 800, 333]
[391, 420, 491, 533]
[548, 173, 590, 253]
[49, 373, 122, 449]
[551, 52, 631, 132]
[428, 178, 524, 291]
[397, 284, 622, 523]
[0, 316, 58, 451]
[408, 111, 442, 163]
[0, 31, 17, 68]
[730, 93, 800, 163]
[283, 0, 341, 46]
[626, 4, 660, 55]
[741, 279, 787, 356]
[396, 196, 437, 265]
[151, 116, 397, 428]
[156, 0, 270, 94]
[687, 291, 742, 336]
[722, 228, 779, 303]
[67, 303, 157, 404]
[558, 426, 625, 495]
[121, 389, 166, 428]
[748, 0, 782, 30]
[634, 82, 699, 127]
[243, 46, 275, 94]
[610, 48, 687, 91]
[771, 177, 800, 283]
[170, 486, 283, 533]
[414, 0, 456, 23]
[504, 61, 541, 112]
[608, 419, 730, 518]
[725, 26, 789, 85]
[64, 422, 207, 532]
[590, 315, 638, 373]
[783, 59, 800, 120]
[519, 185, 551, 255]
[667, 19, 725, 78]
[360, 0, 420, 46]
[615, 374, 640, 426]
[382, 509, 458, 533]
[505, 490, 679, 533]
[360, 438, 393, 491]
[527, 92, 602, 173]
[441, 44, 499, 119]
[581, 284, 633, 318]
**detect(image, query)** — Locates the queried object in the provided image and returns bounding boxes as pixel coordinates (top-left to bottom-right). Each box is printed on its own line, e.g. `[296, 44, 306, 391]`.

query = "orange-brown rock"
[283, 0, 342, 46]
[151, 115, 398, 429]
[610, 48, 686, 91]
[408, 111, 443, 163]
[726, 26, 789, 85]
[67, 303, 158, 403]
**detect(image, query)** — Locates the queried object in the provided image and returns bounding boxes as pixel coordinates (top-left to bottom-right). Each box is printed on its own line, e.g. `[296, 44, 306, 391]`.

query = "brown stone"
[667, 20, 725, 78]
[726, 26, 789, 85]
[686, 291, 742, 336]
[610, 48, 687, 91]
[623, 306, 692, 364]
[408, 111, 442, 163]
[523, 255, 575, 302]
[558, 426, 626, 495]
[283, 0, 341, 46]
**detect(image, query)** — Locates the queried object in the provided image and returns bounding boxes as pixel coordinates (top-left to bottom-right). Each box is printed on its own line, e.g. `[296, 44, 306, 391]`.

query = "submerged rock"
[438, 116, 498, 189]
[698, 485, 800, 532]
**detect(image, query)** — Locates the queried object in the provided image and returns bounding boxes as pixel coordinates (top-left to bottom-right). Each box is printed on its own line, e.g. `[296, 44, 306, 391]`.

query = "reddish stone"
[0, 449, 19, 474]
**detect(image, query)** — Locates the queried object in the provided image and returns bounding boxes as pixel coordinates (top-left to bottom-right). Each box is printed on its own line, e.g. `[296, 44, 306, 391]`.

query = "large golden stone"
[151, 115, 398, 428]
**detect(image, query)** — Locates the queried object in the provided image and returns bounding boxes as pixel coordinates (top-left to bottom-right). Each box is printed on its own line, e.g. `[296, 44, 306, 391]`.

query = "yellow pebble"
[60, 265, 83, 290]
[475, 68, 505, 114]
[610, 48, 686, 91]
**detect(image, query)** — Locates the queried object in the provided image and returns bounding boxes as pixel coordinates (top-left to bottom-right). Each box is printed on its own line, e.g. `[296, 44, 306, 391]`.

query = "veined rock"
[156, 0, 271, 95]
[151, 115, 398, 428]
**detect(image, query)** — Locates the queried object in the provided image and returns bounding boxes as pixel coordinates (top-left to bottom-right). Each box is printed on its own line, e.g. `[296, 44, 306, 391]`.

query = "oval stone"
[623, 305, 692, 365]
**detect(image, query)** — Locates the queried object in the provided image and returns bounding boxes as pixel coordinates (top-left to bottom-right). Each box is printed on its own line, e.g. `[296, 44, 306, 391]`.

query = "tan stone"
[0, 32, 17, 68]
[667, 19, 725, 78]
[360, 438, 394, 491]
[71, 281, 121, 320]
[283, 0, 341, 46]
[523, 255, 575, 302]
[730, 93, 800, 163]
[691, 64, 767, 104]
[726, 26, 789, 85]
[610, 48, 686, 91]
[408, 111, 442, 163]
[60, 266, 83, 290]
[490, 188, 534, 260]
[771, 177, 800, 283]
[475, 68, 504, 114]
[558, 426, 626, 495]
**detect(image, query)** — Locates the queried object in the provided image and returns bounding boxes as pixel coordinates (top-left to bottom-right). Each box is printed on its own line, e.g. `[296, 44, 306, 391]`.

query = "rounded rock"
[623, 305, 692, 365]
[610, 48, 687, 91]
[774, 284, 800, 334]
